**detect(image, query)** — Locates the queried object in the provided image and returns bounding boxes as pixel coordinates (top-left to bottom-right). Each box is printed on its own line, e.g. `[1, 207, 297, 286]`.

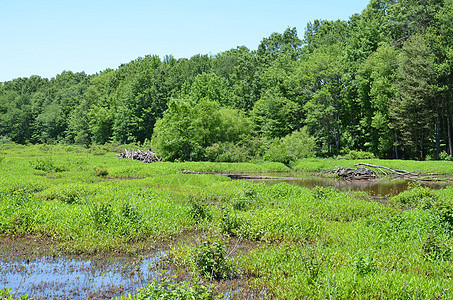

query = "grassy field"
[1, 144, 452, 299]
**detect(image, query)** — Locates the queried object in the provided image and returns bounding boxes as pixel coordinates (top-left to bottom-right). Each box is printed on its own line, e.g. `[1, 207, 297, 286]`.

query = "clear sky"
[0, 0, 370, 82]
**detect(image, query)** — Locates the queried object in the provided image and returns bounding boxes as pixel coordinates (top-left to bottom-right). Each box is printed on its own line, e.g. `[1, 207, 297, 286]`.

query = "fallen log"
[117, 148, 164, 163]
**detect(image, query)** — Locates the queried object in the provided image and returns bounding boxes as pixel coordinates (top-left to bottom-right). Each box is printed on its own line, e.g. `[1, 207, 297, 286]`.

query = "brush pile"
[116, 149, 164, 163]
[330, 167, 377, 180]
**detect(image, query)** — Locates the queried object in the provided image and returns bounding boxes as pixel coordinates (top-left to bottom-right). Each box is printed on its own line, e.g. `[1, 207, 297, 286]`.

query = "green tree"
[389, 34, 437, 159]
[251, 92, 303, 139]
[356, 44, 397, 157]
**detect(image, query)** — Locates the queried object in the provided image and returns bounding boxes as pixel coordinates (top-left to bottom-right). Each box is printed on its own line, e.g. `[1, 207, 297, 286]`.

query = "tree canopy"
[1, 0, 452, 161]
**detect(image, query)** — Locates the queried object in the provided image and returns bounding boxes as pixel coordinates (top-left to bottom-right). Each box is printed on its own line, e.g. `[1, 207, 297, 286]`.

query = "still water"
[0, 252, 164, 299]
[255, 176, 451, 196]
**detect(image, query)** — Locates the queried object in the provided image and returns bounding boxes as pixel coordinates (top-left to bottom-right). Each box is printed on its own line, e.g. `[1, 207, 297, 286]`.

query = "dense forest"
[1, 0, 452, 162]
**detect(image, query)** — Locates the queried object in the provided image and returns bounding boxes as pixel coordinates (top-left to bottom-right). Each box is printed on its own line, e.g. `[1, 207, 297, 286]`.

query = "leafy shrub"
[194, 235, 234, 280]
[205, 142, 250, 163]
[0, 135, 13, 144]
[439, 150, 453, 161]
[219, 209, 242, 237]
[264, 128, 316, 164]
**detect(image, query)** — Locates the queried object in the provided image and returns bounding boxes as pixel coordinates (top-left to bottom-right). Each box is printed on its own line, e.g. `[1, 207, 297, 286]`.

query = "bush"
[205, 142, 250, 163]
[264, 128, 316, 164]
[439, 150, 453, 161]
[194, 235, 234, 280]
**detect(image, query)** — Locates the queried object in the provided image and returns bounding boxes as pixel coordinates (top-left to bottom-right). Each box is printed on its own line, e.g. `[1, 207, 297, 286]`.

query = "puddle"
[257, 177, 451, 196]
[0, 252, 165, 299]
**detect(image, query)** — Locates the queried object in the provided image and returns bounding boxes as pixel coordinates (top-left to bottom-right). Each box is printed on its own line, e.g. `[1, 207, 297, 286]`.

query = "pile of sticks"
[116, 149, 164, 163]
[330, 167, 377, 180]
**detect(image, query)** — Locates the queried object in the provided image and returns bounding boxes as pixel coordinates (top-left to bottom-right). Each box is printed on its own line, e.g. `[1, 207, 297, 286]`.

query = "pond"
[253, 176, 451, 197]
[0, 252, 165, 299]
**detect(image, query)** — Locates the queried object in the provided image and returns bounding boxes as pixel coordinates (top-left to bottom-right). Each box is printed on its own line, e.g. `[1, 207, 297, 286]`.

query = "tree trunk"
[448, 110, 453, 156]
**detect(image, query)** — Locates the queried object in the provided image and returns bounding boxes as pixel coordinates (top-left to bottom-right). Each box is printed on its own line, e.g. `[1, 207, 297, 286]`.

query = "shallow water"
[257, 177, 451, 196]
[0, 252, 165, 299]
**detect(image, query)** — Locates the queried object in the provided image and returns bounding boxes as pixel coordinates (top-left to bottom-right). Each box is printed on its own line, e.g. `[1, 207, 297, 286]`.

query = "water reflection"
[0, 252, 164, 299]
[258, 177, 450, 196]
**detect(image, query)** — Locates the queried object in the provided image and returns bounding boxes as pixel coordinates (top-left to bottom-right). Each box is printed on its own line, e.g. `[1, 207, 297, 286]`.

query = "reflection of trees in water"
[264, 178, 449, 197]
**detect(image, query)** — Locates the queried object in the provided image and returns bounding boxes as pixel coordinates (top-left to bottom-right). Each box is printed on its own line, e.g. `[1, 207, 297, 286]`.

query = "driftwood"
[117, 149, 164, 163]
[330, 167, 377, 180]
[182, 169, 299, 180]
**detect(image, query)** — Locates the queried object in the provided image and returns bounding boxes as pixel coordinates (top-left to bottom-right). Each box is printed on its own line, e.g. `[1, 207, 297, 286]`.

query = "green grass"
[1, 143, 452, 298]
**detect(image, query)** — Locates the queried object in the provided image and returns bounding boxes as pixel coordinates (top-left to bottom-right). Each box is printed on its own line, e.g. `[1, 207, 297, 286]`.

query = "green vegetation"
[1, 0, 453, 161]
[1, 144, 452, 298]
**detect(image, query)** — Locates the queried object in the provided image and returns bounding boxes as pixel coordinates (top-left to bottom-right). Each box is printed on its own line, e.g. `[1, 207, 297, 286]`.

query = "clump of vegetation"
[94, 167, 109, 177]
[188, 196, 212, 223]
[90, 202, 113, 229]
[194, 235, 235, 280]
[440, 151, 453, 161]
[421, 231, 451, 261]
[264, 128, 317, 165]
[0, 288, 31, 300]
[352, 252, 376, 276]
[118, 275, 215, 300]
[32, 157, 67, 172]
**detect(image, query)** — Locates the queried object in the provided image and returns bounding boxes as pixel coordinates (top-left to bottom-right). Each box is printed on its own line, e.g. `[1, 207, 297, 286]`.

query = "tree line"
[1, 0, 452, 162]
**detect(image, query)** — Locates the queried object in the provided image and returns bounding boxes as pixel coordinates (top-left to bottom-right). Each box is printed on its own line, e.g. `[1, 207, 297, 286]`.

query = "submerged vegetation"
[1, 144, 452, 298]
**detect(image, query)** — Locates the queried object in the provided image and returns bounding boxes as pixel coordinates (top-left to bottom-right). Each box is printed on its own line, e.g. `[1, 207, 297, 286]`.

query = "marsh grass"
[1, 144, 452, 298]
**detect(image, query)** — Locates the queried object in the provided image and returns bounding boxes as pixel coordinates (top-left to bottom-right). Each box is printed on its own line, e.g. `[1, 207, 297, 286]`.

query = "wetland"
[1, 144, 453, 299]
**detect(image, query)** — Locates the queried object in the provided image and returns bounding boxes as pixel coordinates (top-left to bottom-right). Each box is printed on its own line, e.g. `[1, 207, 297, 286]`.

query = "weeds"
[90, 202, 113, 229]
[352, 252, 376, 276]
[194, 235, 234, 280]
[188, 196, 212, 223]
[117, 275, 215, 299]
[32, 157, 67, 172]
[421, 231, 451, 261]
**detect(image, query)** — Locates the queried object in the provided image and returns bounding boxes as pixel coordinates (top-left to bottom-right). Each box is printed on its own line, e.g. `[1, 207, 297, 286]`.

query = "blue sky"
[0, 0, 369, 82]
